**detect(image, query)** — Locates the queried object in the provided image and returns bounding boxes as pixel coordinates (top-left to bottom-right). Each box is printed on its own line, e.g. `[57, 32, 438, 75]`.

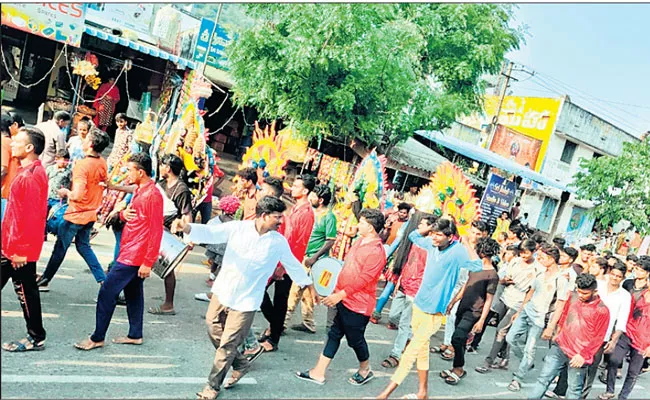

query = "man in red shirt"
[296, 208, 387, 386]
[600, 255, 650, 400]
[74, 153, 163, 351]
[259, 174, 315, 351]
[528, 273, 610, 399]
[1, 127, 48, 352]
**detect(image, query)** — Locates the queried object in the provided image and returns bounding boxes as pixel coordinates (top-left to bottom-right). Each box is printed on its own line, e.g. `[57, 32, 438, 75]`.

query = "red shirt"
[1, 160, 48, 262]
[117, 180, 164, 267]
[626, 288, 650, 353]
[398, 245, 428, 298]
[555, 292, 610, 364]
[335, 235, 387, 316]
[283, 201, 315, 261]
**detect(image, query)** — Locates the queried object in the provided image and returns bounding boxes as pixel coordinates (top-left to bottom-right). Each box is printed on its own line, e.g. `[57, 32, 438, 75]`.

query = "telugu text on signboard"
[479, 173, 517, 232]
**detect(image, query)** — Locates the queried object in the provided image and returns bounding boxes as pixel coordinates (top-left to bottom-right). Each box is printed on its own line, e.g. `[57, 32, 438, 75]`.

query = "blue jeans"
[388, 290, 414, 360]
[374, 280, 395, 314]
[0, 198, 6, 221]
[91, 262, 144, 342]
[194, 201, 212, 225]
[42, 220, 106, 283]
[528, 343, 587, 399]
[506, 308, 543, 382]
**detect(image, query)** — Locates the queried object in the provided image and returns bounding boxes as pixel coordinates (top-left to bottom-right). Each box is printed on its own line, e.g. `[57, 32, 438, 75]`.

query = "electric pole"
[485, 60, 515, 149]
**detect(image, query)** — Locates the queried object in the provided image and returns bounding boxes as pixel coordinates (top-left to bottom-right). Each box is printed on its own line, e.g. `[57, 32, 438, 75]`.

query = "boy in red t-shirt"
[296, 208, 387, 386]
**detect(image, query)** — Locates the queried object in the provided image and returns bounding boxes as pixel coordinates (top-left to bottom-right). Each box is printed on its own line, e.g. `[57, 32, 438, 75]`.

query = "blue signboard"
[564, 206, 595, 246]
[479, 173, 517, 231]
[193, 18, 233, 71]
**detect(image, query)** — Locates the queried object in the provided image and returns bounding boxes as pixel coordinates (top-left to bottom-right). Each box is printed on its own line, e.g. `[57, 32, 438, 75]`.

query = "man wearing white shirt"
[172, 196, 318, 400]
[35, 111, 70, 168]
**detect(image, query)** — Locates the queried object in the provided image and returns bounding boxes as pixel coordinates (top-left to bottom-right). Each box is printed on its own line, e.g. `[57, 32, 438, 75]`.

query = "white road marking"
[295, 339, 325, 345]
[2, 310, 59, 318]
[494, 381, 645, 390]
[2, 374, 257, 385]
[366, 339, 393, 345]
[102, 354, 173, 359]
[429, 391, 513, 399]
[33, 360, 176, 369]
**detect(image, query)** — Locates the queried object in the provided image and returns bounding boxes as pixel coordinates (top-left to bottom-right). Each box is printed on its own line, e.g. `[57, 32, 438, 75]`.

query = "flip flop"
[444, 370, 467, 385]
[440, 348, 455, 360]
[381, 356, 399, 368]
[440, 369, 452, 379]
[148, 306, 176, 315]
[74, 337, 104, 351]
[295, 370, 325, 385]
[349, 370, 374, 386]
[244, 346, 265, 363]
[111, 336, 143, 345]
[196, 385, 219, 400]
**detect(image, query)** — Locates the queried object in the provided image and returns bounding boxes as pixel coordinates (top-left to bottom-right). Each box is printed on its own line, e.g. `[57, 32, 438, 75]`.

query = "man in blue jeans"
[505, 243, 570, 392]
[528, 273, 610, 399]
[37, 130, 111, 291]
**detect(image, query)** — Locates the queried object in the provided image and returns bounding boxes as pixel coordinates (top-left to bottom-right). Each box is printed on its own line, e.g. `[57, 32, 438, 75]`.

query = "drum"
[310, 257, 344, 296]
[152, 231, 191, 279]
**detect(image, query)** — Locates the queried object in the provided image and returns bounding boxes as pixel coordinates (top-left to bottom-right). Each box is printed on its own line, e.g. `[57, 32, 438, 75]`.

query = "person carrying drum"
[37, 130, 110, 292]
[284, 184, 336, 335]
[148, 154, 193, 316]
[1, 127, 49, 352]
[295, 208, 387, 386]
[74, 153, 164, 351]
[171, 196, 317, 400]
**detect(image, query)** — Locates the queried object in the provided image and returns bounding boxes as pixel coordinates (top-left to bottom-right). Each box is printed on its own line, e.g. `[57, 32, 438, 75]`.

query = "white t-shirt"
[523, 268, 570, 328]
[597, 279, 631, 342]
[500, 257, 538, 311]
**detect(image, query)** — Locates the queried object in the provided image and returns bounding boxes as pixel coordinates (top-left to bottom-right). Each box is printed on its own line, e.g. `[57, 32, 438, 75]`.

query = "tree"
[227, 4, 523, 149]
[572, 138, 650, 233]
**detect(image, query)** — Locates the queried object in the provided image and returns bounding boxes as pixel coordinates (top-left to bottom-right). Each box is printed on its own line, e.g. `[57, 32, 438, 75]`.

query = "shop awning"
[83, 26, 197, 70]
[415, 130, 573, 192]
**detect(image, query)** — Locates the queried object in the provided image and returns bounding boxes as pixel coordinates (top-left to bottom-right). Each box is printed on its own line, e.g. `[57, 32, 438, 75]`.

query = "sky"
[505, 3, 650, 137]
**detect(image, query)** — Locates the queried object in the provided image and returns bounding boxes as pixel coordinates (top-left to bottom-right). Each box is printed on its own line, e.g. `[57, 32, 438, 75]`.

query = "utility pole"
[485, 60, 514, 149]
[202, 3, 223, 76]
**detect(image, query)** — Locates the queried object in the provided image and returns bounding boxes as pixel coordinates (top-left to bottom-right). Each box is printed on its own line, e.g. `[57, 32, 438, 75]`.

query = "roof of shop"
[84, 26, 197, 70]
[388, 137, 486, 188]
[415, 130, 574, 192]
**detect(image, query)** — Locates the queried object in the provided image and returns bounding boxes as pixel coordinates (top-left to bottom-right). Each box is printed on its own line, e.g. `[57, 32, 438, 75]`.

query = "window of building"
[560, 140, 577, 164]
[593, 152, 603, 159]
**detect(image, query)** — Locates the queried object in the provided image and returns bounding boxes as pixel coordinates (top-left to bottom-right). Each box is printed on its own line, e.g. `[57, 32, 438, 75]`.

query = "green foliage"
[572, 138, 650, 233]
[227, 4, 523, 148]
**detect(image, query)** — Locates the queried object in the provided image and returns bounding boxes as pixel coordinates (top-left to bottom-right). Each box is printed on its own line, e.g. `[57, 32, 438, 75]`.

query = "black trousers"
[607, 333, 645, 400]
[1, 256, 46, 342]
[323, 302, 370, 362]
[452, 309, 479, 369]
[260, 274, 293, 345]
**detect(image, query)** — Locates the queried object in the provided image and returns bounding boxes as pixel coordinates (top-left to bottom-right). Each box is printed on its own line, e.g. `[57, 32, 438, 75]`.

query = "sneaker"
[194, 293, 211, 302]
[38, 284, 50, 292]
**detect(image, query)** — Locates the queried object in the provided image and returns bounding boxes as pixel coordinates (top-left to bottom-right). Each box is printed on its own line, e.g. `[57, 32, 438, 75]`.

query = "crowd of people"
[1, 108, 649, 400]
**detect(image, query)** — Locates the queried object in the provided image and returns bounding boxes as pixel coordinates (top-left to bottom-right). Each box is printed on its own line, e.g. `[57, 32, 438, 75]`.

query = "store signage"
[1, 3, 87, 47]
[490, 124, 543, 170]
[192, 18, 233, 71]
[85, 4, 155, 38]
[479, 173, 517, 230]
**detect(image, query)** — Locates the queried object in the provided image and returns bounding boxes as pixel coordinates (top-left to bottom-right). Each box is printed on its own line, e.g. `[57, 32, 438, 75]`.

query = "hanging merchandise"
[175, 70, 213, 116]
[414, 161, 480, 237]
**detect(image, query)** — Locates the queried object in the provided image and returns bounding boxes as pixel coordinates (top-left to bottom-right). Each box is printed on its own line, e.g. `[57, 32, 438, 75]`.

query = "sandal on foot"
[224, 369, 249, 389]
[598, 393, 616, 400]
[440, 369, 452, 379]
[148, 306, 176, 315]
[244, 346, 265, 363]
[74, 337, 104, 351]
[195, 293, 211, 302]
[196, 385, 219, 400]
[381, 355, 399, 368]
[507, 380, 522, 392]
[295, 370, 325, 385]
[401, 395, 419, 399]
[2, 335, 45, 352]
[440, 348, 455, 360]
[258, 329, 271, 343]
[475, 364, 492, 374]
[349, 370, 374, 386]
[444, 370, 467, 385]
[260, 340, 278, 352]
[430, 344, 448, 353]
[111, 336, 143, 345]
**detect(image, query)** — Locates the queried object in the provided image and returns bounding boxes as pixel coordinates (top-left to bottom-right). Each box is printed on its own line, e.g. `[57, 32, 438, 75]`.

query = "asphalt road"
[2, 229, 648, 399]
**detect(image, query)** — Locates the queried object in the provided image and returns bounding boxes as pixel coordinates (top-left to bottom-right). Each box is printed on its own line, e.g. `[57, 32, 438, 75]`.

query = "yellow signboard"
[483, 96, 563, 171]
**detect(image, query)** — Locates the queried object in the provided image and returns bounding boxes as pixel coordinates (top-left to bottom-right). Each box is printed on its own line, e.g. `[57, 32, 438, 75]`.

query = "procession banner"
[490, 124, 543, 170]
[1, 3, 87, 47]
[479, 173, 517, 231]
